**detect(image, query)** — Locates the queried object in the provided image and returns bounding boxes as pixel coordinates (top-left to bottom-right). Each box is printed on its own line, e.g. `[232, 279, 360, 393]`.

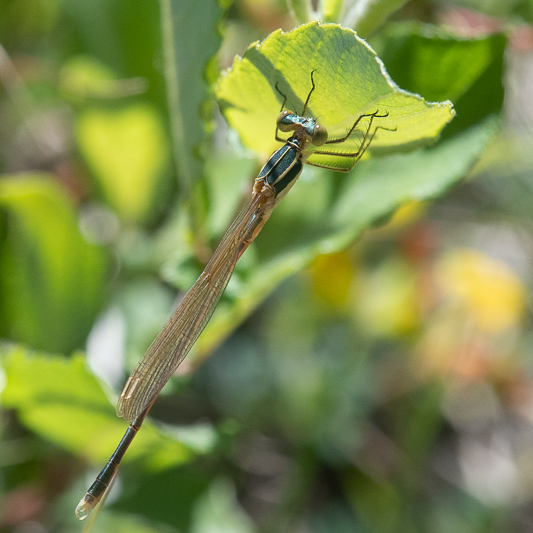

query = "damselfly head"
[276, 110, 297, 132]
[276, 111, 328, 147]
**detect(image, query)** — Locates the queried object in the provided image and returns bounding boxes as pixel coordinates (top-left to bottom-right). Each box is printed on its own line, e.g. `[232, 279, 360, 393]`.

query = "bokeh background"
[1, 0, 533, 532]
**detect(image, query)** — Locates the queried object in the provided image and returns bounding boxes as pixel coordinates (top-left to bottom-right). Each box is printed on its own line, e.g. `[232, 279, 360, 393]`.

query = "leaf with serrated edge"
[216, 21, 454, 158]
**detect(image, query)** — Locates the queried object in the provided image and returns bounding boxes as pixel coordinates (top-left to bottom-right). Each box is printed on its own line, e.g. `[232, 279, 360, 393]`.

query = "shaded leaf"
[161, 0, 228, 233]
[376, 24, 506, 137]
[0, 175, 107, 353]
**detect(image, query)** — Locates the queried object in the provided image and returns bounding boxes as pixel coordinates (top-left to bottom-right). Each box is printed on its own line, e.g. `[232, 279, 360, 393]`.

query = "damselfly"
[76, 72, 389, 519]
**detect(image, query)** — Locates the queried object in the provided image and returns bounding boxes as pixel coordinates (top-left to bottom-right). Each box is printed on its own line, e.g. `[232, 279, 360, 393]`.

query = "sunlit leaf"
[322, 0, 344, 23]
[77, 104, 169, 223]
[216, 21, 454, 158]
[0, 346, 216, 466]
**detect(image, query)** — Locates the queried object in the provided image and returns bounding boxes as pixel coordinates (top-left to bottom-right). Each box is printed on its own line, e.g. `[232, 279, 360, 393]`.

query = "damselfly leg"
[308, 111, 392, 171]
[273, 72, 391, 171]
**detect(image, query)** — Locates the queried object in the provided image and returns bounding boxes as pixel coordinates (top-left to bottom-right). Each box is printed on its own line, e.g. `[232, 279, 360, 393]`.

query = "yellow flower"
[436, 249, 526, 334]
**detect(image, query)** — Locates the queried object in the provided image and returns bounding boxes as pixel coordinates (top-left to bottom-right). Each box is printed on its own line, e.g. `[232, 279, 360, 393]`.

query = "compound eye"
[312, 124, 328, 146]
[276, 110, 295, 132]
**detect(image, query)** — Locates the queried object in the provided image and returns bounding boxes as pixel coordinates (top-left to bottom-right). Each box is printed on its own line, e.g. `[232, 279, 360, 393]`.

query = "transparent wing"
[117, 193, 270, 422]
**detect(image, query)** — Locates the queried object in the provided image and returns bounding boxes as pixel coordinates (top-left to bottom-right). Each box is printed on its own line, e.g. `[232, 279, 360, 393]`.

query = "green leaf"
[160, 0, 228, 229]
[376, 24, 506, 137]
[0, 345, 216, 466]
[344, 0, 409, 37]
[59, 55, 148, 100]
[216, 21, 454, 158]
[191, 479, 256, 533]
[77, 104, 169, 223]
[204, 152, 256, 238]
[61, 0, 163, 92]
[287, 0, 312, 24]
[193, 118, 496, 359]
[322, 0, 345, 23]
[0, 175, 107, 353]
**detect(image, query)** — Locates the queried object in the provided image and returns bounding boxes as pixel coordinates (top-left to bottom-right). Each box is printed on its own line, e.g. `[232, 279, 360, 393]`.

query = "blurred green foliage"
[0, 177, 107, 353]
[1, 0, 533, 532]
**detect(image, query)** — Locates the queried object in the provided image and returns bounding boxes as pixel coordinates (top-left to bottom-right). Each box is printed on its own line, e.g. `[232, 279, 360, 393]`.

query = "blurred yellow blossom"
[310, 250, 355, 310]
[382, 200, 427, 230]
[354, 257, 420, 337]
[436, 249, 527, 334]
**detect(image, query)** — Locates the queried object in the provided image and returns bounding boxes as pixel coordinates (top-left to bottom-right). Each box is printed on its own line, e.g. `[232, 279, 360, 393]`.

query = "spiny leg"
[324, 110, 389, 145]
[310, 113, 394, 172]
[313, 110, 381, 160]
[307, 127, 380, 172]
[304, 159, 353, 172]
